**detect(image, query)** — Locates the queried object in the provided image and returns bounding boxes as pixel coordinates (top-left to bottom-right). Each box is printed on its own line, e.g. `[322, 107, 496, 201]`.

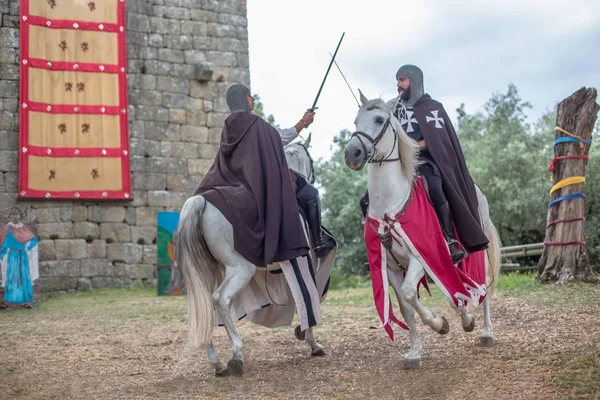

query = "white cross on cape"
[426, 110, 445, 129]
[401, 110, 418, 133]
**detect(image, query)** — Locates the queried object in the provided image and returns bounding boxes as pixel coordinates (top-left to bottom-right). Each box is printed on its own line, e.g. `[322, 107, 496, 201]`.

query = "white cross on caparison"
[401, 110, 418, 133]
[426, 110, 445, 129]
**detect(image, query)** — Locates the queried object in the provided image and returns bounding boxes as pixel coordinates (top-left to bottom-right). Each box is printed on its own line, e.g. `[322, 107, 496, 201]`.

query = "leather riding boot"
[436, 202, 468, 264]
[305, 197, 332, 258]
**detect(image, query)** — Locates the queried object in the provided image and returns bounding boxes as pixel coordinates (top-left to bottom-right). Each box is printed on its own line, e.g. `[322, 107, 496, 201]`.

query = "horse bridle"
[351, 113, 400, 165]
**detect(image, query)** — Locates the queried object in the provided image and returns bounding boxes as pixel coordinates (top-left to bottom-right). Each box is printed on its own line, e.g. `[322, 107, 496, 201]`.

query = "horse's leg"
[388, 267, 422, 369]
[480, 294, 494, 346]
[212, 263, 256, 376]
[303, 327, 325, 357]
[457, 306, 476, 332]
[207, 341, 229, 376]
[401, 257, 449, 334]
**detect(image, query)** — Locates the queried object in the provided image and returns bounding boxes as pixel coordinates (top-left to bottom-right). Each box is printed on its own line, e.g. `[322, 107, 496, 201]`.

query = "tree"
[252, 94, 275, 124]
[316, 130, 369, 275]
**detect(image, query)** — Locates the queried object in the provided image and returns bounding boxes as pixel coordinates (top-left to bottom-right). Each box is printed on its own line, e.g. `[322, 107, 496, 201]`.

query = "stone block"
[198, 143, 219, 159]
[125, 207, 136, 225]
[55, 239, 88, 260]
[128, 31, 148, 46]
[136, 207, 164, 226]
[0, 130, 18, 149]
[181, 20, 207, 36]
[100, 223, 131, 243]
[129, 120, 145, 139]
[191, 36, 214, 51]
[0, 173, 4, 192]
[143, 60, 172, 76]
[172, 35, 193, 50]
[132, 226, 157, 245]
[91, 277, 117, 289]
[190, 9, 217, 22]
[195, 61, 214, 82]
[72, 206, 88, 222]
[138, 91, 163, 106]
[148, 190, 171, 207]
[0, 150, 17, 171]
[3, 172, 17, 192]
[184, 50, 207, 65]
[158, 48, 185, 64]
[207, 22, 236, 38]
[81, 259, 114, 277]
[146, 157, 187, 174]
[157, 76, 189, 94]
[206, 51, 237, 67]
[36, 223, 74, 240]
[77, 278, 92, 291]
[186, 98, 202, 112]
[142, 245, 157, 264]
[162, 93, 188, 109]
[0, 64, 20, 81]
[169, 109, 187, 124]
[207, 112, 228, 128]
[188, 159, 213, 175]
[181, 125, 208, 143]
[0, 47, 17, 64]
[148, 33, 164, 47]
[88, 206, 126, 223]
[168, 192, 190, 210]
[137, 105, 169, 121]
[73, 222, 100, 241]
[132, 172, 166, 190]
[130, 191, 148, 207]
[216, 38, 247, 53]
[39, 260, 81, 278]
[87, 240, 107, 259]
[34, 207, 72, 224]
[162, 141, 198, 158]
[115, 263, 155, 280]
[131, 155, 146, 172]
[185, 110, 207, 126]
[127, 13, 151, 32]
[38, 240, 56, 261]
[153, 5, 190, 20]
[203, 100, 213, 112]
[166, 174, 202, 191]
[107, 243, 144, 264]
[0, 81, 18, 98]
[39, 278, 78, 292]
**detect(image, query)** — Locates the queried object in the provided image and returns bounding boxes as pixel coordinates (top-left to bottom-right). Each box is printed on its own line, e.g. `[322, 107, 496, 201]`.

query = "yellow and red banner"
[19, 0, 130, 200]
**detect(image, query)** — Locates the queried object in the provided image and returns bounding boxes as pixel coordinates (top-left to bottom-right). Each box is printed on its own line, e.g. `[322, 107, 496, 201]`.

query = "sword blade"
[309, 32, 345, 111]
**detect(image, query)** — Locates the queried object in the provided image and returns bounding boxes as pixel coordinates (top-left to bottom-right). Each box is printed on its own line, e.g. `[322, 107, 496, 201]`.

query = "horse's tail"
[175, 195, 216, 348]
[484, 220, 502, 295]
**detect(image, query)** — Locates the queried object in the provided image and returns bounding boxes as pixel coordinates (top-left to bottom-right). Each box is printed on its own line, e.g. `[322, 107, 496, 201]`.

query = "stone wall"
[0, 0, 249, 291]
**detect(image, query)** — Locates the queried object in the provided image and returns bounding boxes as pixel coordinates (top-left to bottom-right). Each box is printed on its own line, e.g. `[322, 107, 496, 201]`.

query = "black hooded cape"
[194, 112, 309, 267]
[412, 95, 489, 252]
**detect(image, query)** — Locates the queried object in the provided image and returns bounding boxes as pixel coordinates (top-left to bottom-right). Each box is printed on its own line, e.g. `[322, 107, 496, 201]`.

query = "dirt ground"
[0, 279, 599, 400]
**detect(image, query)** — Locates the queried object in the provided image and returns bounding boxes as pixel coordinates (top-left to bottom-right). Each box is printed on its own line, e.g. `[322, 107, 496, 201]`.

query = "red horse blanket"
[364, 178, 487, 340]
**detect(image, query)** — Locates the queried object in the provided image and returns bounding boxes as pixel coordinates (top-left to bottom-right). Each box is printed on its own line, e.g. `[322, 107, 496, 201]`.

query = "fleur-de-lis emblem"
[65, 82, 72, 92]
[58, 123, 67, 134]
[47, 0, 57, 9]
[81, 123, 90, 134]
[59, 40, 68, 51]
[91, 169, 99, 179]
[88, 2, 96, 11]
[49, 170, 56, 180]
[81, 42, 89, 52]
[77, 82, 85, 92]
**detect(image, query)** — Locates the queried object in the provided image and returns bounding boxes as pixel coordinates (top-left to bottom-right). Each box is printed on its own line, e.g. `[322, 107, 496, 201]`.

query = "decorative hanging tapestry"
[18, 0, 130, 200]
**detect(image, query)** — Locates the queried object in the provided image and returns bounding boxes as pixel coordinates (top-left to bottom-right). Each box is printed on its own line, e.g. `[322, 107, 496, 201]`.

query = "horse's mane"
[361, 98, 419, 182]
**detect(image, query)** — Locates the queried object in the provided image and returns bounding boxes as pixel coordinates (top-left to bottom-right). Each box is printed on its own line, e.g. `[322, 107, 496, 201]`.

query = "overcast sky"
[246, 0, 600, 162]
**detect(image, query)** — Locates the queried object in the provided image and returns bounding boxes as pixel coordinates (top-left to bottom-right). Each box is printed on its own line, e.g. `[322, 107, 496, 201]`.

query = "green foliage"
[316, 129, 369, 275]
[252, 94, 275, 124]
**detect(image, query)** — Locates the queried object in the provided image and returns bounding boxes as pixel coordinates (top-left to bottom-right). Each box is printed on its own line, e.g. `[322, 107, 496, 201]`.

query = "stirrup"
[448, 239, 468, 264]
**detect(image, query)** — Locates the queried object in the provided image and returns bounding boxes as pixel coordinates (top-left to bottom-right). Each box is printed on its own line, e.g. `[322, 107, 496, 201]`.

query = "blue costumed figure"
[0, 207, 38, 306]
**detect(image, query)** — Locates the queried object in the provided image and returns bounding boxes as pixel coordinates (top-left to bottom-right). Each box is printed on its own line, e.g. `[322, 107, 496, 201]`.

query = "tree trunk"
[538, 87, 599, 283]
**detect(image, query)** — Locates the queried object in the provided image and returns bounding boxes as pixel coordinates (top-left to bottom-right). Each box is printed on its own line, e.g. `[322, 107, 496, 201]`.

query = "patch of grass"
[553, 353, 600, 397]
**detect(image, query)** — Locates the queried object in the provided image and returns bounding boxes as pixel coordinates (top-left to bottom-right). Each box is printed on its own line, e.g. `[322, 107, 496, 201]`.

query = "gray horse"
[175, 136, 335, 377]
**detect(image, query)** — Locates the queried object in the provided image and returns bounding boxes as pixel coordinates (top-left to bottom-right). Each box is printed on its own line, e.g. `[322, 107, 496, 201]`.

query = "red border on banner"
[18, 0, 131, 200]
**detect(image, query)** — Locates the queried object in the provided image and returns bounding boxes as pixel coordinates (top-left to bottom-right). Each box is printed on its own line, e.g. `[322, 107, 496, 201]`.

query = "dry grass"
[0, 274, 599, 399]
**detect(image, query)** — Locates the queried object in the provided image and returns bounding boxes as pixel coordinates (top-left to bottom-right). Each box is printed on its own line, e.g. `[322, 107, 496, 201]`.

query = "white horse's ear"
[358, 88, 368, 106]
[304, 132, 312, 148]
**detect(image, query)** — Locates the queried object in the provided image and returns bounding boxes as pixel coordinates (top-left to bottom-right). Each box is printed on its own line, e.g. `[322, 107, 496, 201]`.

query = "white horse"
[174, 136, 333, 377]
[344, 92, 501, 369]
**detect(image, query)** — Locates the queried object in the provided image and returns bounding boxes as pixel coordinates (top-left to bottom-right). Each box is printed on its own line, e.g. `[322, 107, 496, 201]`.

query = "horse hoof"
[215, 367, 231, 377]
[227, 358, 244, 377]
[403, 357, 421, 370]
[463, 317, 476, 332]
[437, 316, 450, 335]
[311, 347, 326, 357]
[294, 325, 306, 341]
[480, 336, 494, 347]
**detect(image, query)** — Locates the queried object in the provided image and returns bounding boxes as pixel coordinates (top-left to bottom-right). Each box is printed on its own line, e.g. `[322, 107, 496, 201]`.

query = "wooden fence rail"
[499, 242, 544, 271]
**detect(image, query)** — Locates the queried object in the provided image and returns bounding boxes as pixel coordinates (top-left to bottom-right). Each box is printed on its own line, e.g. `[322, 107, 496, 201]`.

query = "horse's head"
[284, 134, 315, 184]
[344, 90, 418, 179]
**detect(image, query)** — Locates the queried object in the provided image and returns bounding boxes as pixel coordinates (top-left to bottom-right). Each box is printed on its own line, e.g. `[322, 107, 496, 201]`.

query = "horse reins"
[351, 114, 400, 165]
